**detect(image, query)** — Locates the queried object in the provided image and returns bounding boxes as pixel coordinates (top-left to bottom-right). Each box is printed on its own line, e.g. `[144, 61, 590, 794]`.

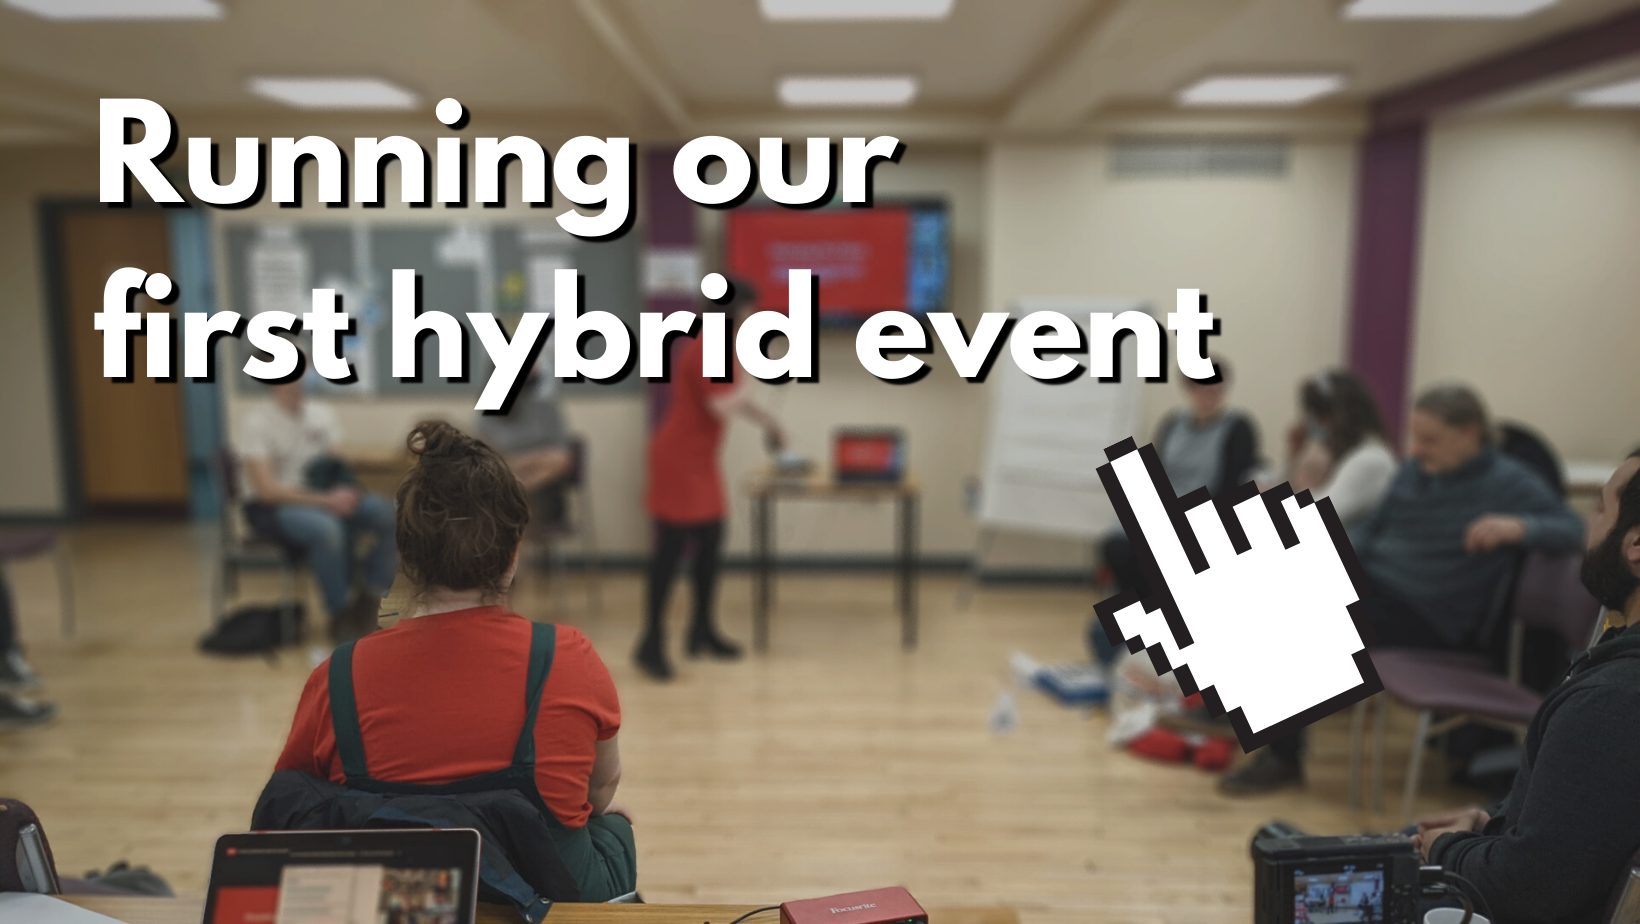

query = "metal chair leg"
[52, 541, 76, 639]
[1348, 700, 1366, 810]
[580, 485, 602, 616]
[1402, 710, 1433, 824]
[280, 564, 298, 645]
[1372, 691, 1388, 814]
[957, 528, 994, 611]
[550, 540, 566, 618]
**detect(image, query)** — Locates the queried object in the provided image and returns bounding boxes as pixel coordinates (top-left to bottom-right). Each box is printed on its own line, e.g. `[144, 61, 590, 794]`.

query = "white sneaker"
[0, 648, 40, 692]
[0, 694, 55, 729]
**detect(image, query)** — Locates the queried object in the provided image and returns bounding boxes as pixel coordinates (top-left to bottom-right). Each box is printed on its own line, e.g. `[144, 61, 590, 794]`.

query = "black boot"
[632, 632, 674, 681]
[1216, 748, 1304, 796]
[686, 623, 742, 660]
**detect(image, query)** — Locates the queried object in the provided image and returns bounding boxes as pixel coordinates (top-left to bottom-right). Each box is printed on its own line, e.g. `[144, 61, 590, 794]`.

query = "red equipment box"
[780, 886, 927, 924]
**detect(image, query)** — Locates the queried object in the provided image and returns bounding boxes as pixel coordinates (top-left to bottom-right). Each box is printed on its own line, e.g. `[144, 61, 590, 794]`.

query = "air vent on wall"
[1108, 137, 1289, 179]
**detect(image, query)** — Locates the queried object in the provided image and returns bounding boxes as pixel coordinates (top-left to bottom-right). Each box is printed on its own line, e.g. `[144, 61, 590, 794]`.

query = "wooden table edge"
[62, 895, 1018, 924]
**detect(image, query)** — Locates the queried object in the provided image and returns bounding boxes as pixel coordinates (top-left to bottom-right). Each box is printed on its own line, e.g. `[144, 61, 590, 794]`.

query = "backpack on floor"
[199, 604, 306, 655]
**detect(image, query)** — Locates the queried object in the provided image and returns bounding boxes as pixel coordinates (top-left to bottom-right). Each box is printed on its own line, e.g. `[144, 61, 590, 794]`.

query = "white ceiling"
[0, 0, 1637, 145]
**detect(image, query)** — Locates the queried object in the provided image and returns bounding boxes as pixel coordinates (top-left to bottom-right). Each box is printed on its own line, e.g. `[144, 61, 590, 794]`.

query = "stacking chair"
[1348, 552, 1521, 811]
[1357, 550, 1602, 821]
[0, 531, 76, 638]
[210, 447, 306, 635]
[538, 437, 602, 617]
[1603, 843, 1640, 923]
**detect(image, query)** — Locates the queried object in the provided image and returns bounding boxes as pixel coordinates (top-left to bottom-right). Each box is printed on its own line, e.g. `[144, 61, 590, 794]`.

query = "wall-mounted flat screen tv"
[723, 200, 949, 324]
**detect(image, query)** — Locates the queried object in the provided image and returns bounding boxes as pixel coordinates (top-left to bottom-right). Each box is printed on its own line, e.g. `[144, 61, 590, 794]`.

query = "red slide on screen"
[725, 209, 909, 319]
[211, 885, 279, 924]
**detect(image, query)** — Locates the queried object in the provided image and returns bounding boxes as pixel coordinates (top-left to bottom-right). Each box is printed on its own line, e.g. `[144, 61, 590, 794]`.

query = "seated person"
[1411, 450, 1640, 924]
[1284, 370, 1396, 527]
[1093, 357, 1259, 665]
[476, 357, 575, 537]
[271, 421, 636, 901]
[1220, 384, 1584, 794]
[238, 374, 397, 642]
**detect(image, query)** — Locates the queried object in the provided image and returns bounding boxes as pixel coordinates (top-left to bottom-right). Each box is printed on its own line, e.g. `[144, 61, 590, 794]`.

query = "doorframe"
[36, 198, 173, 522]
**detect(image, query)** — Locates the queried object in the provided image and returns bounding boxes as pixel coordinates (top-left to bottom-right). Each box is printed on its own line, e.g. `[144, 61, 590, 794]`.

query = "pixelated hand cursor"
[1095, 438, 1382, 752]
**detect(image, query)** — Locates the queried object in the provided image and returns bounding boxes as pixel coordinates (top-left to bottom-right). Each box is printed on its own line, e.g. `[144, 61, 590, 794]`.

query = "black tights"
[643, 520, 724, 641]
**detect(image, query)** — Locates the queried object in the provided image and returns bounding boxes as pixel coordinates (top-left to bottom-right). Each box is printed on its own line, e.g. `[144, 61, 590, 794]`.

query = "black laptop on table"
[203, 829, 481, 924]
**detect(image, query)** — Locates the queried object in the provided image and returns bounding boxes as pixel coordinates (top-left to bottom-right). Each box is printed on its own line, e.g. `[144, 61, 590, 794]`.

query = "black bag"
[199, 603, 305, 655]
[79, 861, 173, 897]
[302, 455, 358, 492]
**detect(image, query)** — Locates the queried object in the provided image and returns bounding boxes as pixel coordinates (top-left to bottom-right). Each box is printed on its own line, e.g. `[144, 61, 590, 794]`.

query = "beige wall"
[982, 137, 1358, 563]
[986, 138, 1358, 441]
[0, 146, 98, 517]
[220, 145, 990, 559]
[15, 114, 1639, 545]
[1413, 110, 1640, 462]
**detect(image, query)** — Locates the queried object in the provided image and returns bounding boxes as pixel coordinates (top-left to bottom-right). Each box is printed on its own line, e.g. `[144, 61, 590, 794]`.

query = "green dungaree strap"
[326, 622, 636, 900]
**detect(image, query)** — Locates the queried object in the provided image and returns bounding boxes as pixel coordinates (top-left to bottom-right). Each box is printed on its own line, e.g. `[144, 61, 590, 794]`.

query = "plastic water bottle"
[989, 689, 1018, 735]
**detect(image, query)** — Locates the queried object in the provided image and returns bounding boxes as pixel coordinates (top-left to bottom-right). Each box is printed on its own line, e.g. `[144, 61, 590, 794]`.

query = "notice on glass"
[274, 864, 382, 924]
[248, 226, 310, 316]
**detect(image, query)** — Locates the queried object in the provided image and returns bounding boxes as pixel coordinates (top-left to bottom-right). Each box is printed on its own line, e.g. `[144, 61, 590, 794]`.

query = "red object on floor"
[1181, 693, 1204, 710]
[1194, 736, 1237, 772]
[1127, 727, 1191, 763]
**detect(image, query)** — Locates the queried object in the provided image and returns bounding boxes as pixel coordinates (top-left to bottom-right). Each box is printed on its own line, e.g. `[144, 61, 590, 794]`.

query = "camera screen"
[1291, 860, 1388, 923]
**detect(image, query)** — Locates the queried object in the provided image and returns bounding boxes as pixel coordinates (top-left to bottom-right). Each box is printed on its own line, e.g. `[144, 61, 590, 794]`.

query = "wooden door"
[58, 210, 189, 514]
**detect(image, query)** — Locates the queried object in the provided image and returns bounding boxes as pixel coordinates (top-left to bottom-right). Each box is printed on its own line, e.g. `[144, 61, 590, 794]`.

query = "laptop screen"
[204, 829, 481, 924]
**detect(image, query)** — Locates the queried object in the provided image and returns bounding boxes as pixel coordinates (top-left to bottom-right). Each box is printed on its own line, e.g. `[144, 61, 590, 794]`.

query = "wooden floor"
[0, 524, 1477, 923]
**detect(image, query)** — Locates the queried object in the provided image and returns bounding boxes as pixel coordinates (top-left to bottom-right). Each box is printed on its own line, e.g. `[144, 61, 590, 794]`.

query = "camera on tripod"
[1252, 821, 1422, 924]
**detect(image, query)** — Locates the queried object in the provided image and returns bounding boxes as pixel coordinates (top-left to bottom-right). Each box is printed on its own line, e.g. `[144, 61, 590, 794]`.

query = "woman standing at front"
[271, 422, 636, 900]
[636, 278, 784, 681]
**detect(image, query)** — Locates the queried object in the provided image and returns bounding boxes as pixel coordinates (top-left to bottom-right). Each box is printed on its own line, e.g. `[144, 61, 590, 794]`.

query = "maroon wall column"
[1345, 5, 1640, 445]
[1346, 125, 1426, 446]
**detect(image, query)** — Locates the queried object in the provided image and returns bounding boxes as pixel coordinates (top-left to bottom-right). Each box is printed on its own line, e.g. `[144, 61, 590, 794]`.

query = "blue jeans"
[273, 494, 398, 615]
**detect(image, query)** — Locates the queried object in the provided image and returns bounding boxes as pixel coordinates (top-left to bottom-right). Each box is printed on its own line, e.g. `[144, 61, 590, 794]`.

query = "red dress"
[645, 336, 738, 525]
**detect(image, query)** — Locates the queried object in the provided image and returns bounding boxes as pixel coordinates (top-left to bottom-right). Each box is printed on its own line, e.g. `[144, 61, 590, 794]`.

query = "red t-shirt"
[274, 608, 620, 829]
[646, 336, 738, 524]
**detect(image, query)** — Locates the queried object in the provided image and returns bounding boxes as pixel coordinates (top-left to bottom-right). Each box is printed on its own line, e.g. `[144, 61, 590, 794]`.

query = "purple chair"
[0, 530, 76, 638]
[1347, 554, 1521, 811]
[1360, 551, 1603, 821]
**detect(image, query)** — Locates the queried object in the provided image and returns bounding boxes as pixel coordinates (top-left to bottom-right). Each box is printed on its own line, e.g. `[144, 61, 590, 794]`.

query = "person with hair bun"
[270, 421, 637, 900]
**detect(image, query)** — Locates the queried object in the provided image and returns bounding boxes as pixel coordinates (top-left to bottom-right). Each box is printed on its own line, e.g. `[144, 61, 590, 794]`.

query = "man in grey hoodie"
[1415, 450, 1640, 924]
[1222, 385, 1583, 794]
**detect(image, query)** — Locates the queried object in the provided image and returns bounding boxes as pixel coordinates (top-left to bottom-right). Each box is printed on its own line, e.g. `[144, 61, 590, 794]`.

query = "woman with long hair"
[271, 421, 636, 900]
[1287, 370, 1397, 526]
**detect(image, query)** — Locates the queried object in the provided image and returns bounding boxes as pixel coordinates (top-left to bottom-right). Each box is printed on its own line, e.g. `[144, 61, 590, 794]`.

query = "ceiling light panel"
[1341, 0, 1555, 19]
[779, 76, 919, 108]
[248, 77, 419, 110]
[761, 0, 953, 21]
[1178, 75, 1346, 107]
[4, 0, 222, 19]
[1571, 78, 1640, 108]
